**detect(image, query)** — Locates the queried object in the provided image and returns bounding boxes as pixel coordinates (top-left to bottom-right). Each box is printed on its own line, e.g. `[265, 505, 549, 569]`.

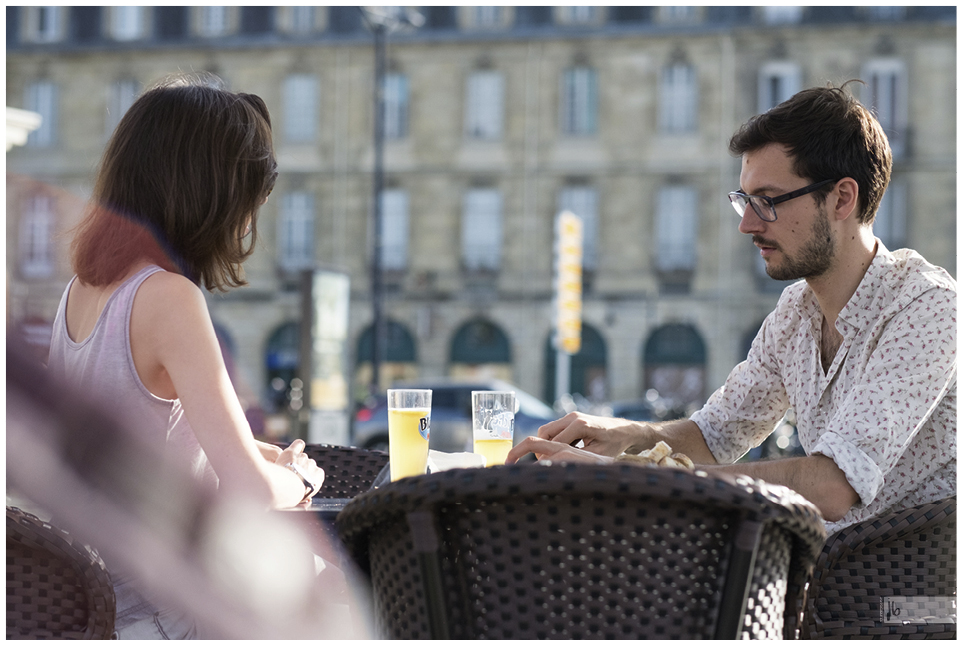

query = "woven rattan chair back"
[337, 463, 826, 640]
[303, 444, 389, 499]
[800, 496, 956, 639]
[6, 506, 116, 640]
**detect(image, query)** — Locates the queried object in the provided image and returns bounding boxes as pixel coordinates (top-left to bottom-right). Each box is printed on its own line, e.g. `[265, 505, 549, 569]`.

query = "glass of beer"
[387, 389, 431, 481]
[472, 391, 516, 467]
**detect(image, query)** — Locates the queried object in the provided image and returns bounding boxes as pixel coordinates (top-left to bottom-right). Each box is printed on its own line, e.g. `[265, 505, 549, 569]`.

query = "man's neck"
[807, 231, 878, 326]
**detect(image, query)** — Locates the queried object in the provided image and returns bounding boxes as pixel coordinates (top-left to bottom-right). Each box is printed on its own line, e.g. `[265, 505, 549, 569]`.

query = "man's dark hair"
[729, 81, 892, 225]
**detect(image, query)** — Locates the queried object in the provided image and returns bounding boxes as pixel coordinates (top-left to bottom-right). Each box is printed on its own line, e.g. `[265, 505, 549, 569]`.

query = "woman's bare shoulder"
[133, 271, 211, 330]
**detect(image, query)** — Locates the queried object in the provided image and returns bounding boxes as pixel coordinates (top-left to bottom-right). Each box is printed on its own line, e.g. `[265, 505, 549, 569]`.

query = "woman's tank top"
[47, 264, 217, 488]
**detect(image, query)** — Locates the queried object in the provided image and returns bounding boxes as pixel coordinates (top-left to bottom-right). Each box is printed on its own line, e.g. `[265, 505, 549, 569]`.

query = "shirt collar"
[792, 239, 894, 332]
[836, 239, 894, 332]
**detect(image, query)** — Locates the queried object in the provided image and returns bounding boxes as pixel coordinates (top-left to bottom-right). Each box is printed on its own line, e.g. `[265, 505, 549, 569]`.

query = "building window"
[464, 7, 506, 30]
[106, 79, 139, 136]
[284, 6, 320, 34]
[197, 6, 230, 37]
[874, 179, 908, 250]
[282, 74, 319, 143]
[379, 189, 409, 271]
[560, 66, 598, 136]
[25, 80, 58, 148]
[384, 73, 409, 140]
[862, 59, 908, 159]
[556, 6, 599, 25]
[659, 63, 698, 134]
[758, 61, 802, 113]
[19, 195, 55, 279]
[110, 6, 147, 41]
[655, 186, 698, 285]
[465, 70, 504, 140]
[658, 6, 698, 24]
[557, 185, 598, 271]
[23, 6, 63, 43]
[867, 6, 906, 21]
[462, 189, 502, 272]
[761, 6, 804, 25]
[278, 192, 315, 272]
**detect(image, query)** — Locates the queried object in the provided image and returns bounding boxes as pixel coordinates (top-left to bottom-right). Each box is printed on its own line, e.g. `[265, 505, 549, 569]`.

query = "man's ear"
[831, 177, 860, 222]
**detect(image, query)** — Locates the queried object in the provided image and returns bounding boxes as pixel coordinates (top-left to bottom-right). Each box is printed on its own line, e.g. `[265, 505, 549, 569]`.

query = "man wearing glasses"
[507, 83, 956, 534]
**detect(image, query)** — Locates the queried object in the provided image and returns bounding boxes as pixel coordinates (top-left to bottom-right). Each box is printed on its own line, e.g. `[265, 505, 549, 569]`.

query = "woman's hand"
[276, 439, 325, 501]
[256, 440, 283, 462]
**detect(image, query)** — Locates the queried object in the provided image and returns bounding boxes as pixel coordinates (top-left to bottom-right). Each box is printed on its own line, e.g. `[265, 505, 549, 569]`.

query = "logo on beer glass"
[491, 412, 514, 440]
[419, 416, 430, 441]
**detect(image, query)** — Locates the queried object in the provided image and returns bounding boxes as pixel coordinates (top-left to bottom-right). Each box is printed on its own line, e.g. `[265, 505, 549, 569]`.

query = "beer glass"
[387, 389, 431, 481]
[472, 391, 515, 467]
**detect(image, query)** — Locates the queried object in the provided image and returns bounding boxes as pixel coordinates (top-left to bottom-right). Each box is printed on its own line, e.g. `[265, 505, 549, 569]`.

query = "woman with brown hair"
[46, 73, 326, 638]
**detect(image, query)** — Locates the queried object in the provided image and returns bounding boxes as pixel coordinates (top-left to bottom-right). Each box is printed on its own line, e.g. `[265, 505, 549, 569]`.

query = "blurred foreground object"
[6, 338, 369, 639]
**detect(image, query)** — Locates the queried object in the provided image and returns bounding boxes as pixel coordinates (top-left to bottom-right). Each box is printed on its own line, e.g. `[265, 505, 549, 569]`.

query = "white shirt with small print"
[691, 242, 957, 534]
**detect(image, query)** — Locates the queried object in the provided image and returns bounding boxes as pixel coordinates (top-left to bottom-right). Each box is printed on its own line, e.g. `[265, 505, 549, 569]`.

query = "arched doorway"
[449, 318, 512, 381]
[643, 323, 706, 412]
[543, 323, 608, 404]
[355, 320, 418, 399]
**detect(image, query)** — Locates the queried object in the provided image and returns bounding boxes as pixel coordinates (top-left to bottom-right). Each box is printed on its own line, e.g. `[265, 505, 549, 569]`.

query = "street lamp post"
[359, 7, 422, 398]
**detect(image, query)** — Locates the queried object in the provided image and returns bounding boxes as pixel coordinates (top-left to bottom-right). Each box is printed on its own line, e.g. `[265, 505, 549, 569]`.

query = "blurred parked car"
[352, 378, 559, 452]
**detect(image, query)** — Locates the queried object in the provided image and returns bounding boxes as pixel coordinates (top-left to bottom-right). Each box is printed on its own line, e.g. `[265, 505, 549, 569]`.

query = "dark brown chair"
[303, 443, 389, 499]
[336, 462, 827, 640]
[6, 506, 116, 640]
[799, 496, 956, 639]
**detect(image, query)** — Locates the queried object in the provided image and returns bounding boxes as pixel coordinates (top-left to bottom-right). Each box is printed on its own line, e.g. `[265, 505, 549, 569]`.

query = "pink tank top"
[47, 265, 217, 490]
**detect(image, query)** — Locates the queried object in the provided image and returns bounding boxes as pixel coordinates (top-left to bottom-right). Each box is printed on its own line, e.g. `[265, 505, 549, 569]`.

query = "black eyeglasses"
[728, 179, 838, 222]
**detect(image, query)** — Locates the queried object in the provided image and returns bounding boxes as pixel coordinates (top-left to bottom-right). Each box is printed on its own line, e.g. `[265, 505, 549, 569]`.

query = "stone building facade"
[6, 6, 956, 432]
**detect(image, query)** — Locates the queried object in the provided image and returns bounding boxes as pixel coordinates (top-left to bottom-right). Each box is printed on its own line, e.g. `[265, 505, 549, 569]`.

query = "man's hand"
[533, 411, 643, 457]
[505, 436, 615, 465]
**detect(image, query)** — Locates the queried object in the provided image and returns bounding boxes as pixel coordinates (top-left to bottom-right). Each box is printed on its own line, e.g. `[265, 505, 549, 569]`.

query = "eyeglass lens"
[728, 193, 775, 222]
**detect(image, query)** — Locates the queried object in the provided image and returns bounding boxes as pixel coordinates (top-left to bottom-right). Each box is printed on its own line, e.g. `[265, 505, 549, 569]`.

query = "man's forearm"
[698, 453, 859, 521]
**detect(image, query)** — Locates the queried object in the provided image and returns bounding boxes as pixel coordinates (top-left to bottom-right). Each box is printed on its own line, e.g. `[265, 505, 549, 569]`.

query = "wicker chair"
[336, 462, 827, 640]
[6, 506, 116, 640]
[799, 496, 956, 639]
[303, 443, 389, 499]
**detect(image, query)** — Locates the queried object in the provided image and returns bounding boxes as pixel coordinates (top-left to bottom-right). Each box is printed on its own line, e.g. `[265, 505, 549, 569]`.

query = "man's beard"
[757, 206, 836, 281]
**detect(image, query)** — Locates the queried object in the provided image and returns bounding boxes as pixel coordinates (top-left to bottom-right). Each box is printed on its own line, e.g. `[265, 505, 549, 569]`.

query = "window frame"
[282, 74, 320, 143]
[379, 188, 410, 272]
[19, 194, 56, 279]
[461, 188, 503, 272]
[655, 185, 699, 273]
[861, 58, 908, 159]
[109, 6, 147, 41]
[25, 80, 58, 148]
[560, 66, 598, 137]
[465, 70, 505, 140]
[658, 62, 698, 134]
[383, 73, 410, 141]
[277, 191, 316, 272]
